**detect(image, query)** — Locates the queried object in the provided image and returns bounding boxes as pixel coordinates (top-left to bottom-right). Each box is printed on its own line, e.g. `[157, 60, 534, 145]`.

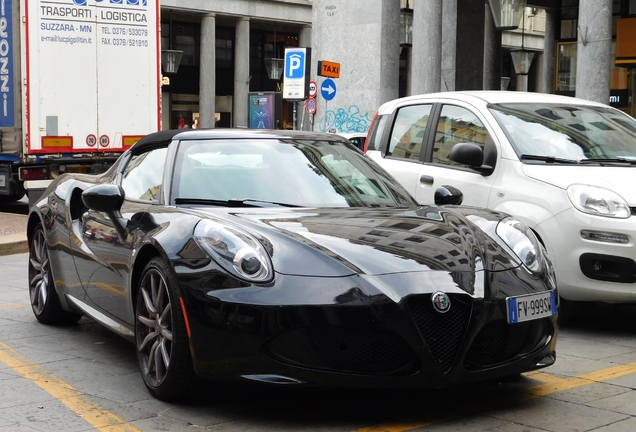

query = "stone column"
[233, 17, 250, 128]
[379, 0, 400, 104]
[483, 2, 501, 90]
[575, 0, 612, 103]
[537, 8, 556, 94]
[516, 74, 529, 92]
[411, 0, 442, 94]
[441, 0, 457, 91]
[199, 14, 216, 128]
[299, 25, 312, 49]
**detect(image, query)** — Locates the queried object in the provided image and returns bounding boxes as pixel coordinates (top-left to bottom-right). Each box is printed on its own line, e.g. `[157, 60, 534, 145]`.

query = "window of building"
[556, 42, 577, 93]
[174, 24, 198, 66]
[559, 0, 578, 40]
[216, 27, 234, 69]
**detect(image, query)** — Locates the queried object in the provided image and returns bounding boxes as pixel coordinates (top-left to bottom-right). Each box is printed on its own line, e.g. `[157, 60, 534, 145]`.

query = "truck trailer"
[0, 0, 161, 205]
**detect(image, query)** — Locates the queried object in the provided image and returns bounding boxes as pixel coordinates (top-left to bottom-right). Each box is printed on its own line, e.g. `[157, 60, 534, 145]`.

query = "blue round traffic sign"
[320, 78, 337, 101]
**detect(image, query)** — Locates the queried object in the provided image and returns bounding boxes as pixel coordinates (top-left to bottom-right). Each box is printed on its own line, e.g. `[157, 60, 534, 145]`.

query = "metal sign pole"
[323, 101, 328, 132]
[301, 100, 307, 130]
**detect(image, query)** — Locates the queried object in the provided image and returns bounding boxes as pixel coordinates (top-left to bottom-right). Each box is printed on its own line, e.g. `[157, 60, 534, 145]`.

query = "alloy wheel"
[137, 268, 173, 388]
[29, 228, 50, 316]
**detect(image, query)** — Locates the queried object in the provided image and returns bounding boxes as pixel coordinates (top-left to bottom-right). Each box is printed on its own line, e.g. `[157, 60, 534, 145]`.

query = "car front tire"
[135, 257, 198, 401]
[29, 224, 81, 325]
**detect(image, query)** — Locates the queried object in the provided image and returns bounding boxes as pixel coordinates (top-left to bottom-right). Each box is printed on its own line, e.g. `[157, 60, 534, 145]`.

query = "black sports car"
[27, 129, 558, 401]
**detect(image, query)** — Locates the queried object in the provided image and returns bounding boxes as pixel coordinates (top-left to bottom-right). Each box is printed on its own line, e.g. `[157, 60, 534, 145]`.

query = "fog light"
[580, 230, 629, 244]
[593, 260, 603, 273]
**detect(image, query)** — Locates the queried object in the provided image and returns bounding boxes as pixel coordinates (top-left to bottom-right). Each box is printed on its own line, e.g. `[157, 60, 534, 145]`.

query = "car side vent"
[464, 319, 545, 368]
[69, 188, 87, 221]
[407, 294, 471, 373]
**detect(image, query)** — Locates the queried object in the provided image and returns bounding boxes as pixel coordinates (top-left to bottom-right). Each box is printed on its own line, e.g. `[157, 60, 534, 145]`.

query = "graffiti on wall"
[318, 105, 372, 133]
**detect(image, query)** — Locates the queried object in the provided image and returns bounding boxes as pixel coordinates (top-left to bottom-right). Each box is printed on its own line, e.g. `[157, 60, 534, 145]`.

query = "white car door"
[412, 103, 499, 207]
[366, 104, 434, 198]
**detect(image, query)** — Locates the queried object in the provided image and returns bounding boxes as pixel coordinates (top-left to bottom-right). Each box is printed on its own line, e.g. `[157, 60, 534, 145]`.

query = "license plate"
[65, 166, 90, 174]
[506, 291, 556, 324]
[0, 174, 5, 187]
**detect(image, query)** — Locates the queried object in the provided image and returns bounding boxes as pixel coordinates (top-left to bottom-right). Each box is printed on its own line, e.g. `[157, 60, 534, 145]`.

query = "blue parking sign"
[285, 51, 305, 79]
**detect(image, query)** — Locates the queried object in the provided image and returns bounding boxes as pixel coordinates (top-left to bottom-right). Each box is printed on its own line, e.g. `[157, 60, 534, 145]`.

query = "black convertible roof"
[131, 128, 349, 153]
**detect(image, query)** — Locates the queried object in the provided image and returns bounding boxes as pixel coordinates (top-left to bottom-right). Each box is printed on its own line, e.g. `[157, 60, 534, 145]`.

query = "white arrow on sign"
[321, 84, 335, 95]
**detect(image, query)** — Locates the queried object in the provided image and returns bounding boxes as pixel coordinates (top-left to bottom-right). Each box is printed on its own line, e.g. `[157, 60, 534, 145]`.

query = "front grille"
[307, 327, 416, 374]
[407, 294, 472, 373]
[464, 319, 533, 368]
[264, 326, 417, 375]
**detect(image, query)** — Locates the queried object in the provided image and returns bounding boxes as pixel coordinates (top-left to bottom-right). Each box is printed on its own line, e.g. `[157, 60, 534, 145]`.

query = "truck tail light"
[20, 167, 49, 180]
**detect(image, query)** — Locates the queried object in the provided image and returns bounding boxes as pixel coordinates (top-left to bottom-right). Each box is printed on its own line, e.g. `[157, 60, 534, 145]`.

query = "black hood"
[195, 205, 521, 278]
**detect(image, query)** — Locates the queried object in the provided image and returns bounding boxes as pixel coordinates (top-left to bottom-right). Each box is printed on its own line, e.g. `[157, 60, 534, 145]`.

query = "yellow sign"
[42, 136, 73, 147]
[123, 135, 144, 147]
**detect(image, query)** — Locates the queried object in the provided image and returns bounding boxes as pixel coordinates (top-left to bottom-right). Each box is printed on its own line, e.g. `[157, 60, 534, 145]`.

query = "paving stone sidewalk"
[0, 212, 28, 256]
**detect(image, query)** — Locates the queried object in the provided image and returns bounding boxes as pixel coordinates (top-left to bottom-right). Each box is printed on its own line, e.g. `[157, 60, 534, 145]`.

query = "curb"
[0, 234, 28, 256]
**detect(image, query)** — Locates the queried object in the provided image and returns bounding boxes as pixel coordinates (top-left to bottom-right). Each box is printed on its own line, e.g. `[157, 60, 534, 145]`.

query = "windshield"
[172, 138, 416, 208]
[489, 103, 636, 162]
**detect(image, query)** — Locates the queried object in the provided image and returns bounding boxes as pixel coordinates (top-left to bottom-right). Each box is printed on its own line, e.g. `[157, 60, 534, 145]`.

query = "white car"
[366, 91, 636, 304]
[336, 132, 367, 151]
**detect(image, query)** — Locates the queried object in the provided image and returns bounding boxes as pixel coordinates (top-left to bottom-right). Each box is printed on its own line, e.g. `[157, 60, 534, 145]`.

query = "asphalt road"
[2, 250, 636, 431]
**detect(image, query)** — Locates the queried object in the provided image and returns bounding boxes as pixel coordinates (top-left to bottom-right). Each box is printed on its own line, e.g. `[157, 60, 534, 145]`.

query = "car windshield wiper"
[578, 158, 636, 165]
[519, 154, 579, 164]
[174, 197, 302, 208]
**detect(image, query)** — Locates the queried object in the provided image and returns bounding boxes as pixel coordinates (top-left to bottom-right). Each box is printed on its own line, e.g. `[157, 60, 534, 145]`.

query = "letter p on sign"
[285, 51, 305, 79]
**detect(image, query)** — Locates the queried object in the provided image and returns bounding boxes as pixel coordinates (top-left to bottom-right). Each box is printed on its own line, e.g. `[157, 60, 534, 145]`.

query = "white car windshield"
[489, 103, 636, 162]
[172, 138, 416, 208]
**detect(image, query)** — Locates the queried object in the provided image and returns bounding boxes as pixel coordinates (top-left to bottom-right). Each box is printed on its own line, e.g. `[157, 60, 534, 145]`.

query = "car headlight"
[496, 217, 543, 273]
[567, 184, 631, 219]
[194, 219, 273, 283]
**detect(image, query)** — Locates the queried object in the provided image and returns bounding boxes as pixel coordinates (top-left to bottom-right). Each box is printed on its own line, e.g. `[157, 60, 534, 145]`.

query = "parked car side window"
[432, 105, 487, 166]
[121, 147, 168, 201]
[366, 114, 388, 151]
[387, 104, 432, 160]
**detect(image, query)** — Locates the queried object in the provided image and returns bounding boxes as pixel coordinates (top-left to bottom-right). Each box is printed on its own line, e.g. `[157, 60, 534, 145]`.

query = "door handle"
[420, 175, 434, 186]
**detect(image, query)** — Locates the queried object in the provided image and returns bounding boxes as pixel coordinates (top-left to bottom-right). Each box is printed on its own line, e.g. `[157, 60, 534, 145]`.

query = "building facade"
[159, 0, 635, 133]
[159, 0, 311, 130]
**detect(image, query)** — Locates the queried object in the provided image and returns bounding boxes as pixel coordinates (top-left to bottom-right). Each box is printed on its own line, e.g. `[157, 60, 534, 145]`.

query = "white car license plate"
[506, 291, 556, 324]
[0, 174, 5, 188]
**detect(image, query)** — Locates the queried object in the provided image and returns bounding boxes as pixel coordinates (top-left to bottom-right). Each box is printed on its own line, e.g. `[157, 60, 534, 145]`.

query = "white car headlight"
[496, 217, 543, 273]
[194, 219, 273, 283]
[567, 184, 631, 219]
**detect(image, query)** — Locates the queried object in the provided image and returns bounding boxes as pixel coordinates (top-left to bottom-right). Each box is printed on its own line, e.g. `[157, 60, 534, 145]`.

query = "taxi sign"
[318, 60, 340, 78]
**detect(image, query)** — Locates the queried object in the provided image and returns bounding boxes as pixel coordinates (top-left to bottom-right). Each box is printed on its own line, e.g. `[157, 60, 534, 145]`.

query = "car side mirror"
[449, 142, 494, 175]
[82, 184, 128, 241]
[82, 184, 125, 212]
[434, 185, 463, 206]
